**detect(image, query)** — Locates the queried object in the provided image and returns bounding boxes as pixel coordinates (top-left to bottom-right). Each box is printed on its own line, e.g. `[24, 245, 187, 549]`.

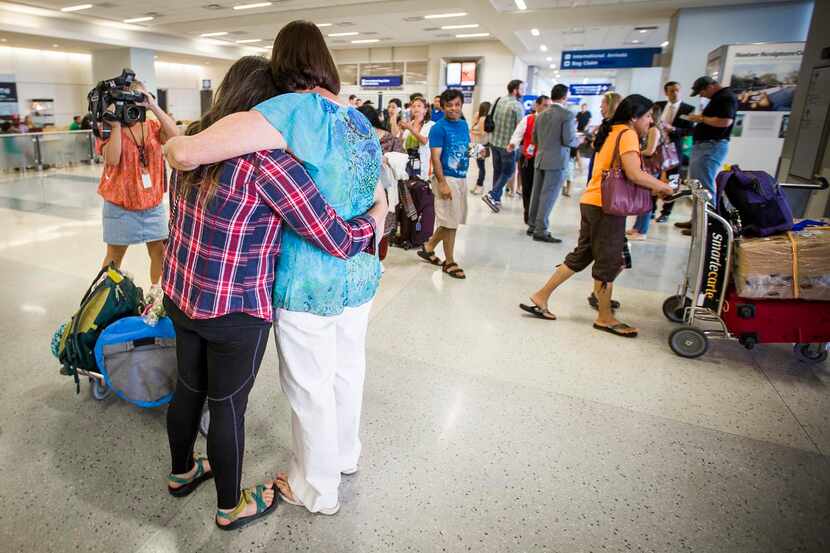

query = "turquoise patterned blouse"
[254, 93, 382, 316]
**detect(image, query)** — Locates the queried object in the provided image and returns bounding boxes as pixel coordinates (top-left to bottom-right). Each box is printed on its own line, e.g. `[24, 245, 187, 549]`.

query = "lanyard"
[126, 123, 147, 168]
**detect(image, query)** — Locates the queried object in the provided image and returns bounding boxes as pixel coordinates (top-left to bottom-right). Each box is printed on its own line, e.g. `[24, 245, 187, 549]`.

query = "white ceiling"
[5, 0, 788, 66]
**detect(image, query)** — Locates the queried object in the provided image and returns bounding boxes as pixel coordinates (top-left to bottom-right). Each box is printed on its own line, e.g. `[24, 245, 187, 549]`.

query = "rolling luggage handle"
[778, 176, 829, 190]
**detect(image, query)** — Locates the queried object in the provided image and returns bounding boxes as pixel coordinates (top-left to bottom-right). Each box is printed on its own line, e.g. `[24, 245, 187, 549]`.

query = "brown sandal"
[442, 262, 466, 279]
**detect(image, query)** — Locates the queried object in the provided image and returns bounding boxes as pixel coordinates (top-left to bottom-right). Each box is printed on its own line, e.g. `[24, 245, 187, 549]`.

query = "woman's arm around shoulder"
[254, 152, 387, 259]
[164, 111, 286, 171]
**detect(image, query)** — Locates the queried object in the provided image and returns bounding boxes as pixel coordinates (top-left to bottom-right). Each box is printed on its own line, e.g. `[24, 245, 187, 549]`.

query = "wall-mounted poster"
[446, 62, 462, 86]
[0, 75, 18, 119]
[727, 43, 803, 112]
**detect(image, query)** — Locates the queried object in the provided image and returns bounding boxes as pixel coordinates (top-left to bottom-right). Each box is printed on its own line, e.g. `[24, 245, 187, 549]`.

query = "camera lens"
[125, 105, 143, 124]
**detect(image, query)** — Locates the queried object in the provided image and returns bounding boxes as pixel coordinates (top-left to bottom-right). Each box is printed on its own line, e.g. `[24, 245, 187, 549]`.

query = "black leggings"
[519, 157, 535, 224]
[476, 156, 486, 187]
[164, 298, 270, 510]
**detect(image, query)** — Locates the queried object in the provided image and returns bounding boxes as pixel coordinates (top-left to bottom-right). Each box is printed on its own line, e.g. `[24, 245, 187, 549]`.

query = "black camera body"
[87, 68, 147, 139]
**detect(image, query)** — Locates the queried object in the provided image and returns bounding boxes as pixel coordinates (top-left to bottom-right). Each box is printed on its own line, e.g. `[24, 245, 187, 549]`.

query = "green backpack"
[57, 264, 143, 392]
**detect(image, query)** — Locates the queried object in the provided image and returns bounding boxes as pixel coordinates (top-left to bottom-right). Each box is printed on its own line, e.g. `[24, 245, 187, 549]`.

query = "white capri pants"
[273, 300, 372, 513]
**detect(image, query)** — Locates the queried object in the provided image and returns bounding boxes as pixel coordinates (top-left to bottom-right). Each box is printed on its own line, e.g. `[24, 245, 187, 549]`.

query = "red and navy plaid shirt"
[163, 150, 377, 321]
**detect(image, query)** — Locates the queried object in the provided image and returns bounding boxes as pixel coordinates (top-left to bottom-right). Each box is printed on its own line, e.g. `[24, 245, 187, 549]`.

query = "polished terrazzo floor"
[0, 163, 828, 553]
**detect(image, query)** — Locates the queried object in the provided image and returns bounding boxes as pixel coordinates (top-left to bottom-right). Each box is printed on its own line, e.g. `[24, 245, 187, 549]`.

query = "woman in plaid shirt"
[161, 56, 387, 531]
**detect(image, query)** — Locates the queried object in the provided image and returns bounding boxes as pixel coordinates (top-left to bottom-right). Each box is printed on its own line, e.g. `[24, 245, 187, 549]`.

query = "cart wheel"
[90, 378, 112, 401]
[662, 295, 689, 323]
[794, 343, 828, 364]
[199, 406, 210, 438]
[669, 327, 709, 359]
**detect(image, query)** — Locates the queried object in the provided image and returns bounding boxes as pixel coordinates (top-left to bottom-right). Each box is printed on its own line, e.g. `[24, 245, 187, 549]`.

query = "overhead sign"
[561, 48, 661, 70]
[568, 83, 613, 96]
[360, 75, 403, 88]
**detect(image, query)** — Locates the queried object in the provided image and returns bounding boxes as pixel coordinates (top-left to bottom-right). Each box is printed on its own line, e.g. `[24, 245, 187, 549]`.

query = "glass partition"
[0, 131, 95, 171]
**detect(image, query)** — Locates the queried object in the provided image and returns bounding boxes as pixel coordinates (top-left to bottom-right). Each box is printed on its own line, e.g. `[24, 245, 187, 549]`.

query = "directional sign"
[522, 95, 538, 114]
[360, 75, 403, 88]
[561, 48, 661, 70]
[568, 83, 613, 96]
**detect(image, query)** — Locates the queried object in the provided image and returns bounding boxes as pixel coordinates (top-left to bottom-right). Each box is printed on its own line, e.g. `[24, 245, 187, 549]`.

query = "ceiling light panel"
[441, 24, 479, 30]
[124, 16, 154, 23]
[351, 39, 379, 44]
[514, 0, 527, 10]
[329, 32, 359, 37]
[233, 2, 272, 9]
[456, 33, 490, 38]
[200, 31, 228, 37]
[424, 12, 467, 19]
[61, 4, 93, 12]
[531, 28, 540, 36]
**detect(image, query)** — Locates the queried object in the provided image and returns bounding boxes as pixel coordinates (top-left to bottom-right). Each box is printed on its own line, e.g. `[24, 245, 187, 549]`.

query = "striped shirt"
[489, 95, 524, 149]
[162, 150, 377, 321]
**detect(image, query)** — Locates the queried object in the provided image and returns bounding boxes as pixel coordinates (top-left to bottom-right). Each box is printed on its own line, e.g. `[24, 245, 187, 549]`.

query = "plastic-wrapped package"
[733, 226, 830, 301]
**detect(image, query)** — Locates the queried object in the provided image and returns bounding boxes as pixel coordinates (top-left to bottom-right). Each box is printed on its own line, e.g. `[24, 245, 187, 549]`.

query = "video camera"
[87, 68, 147, 139]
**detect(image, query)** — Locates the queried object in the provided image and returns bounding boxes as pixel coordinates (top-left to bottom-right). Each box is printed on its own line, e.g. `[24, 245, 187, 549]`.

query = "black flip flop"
[168, 456, 213, 498]
[417, 247, 442, 266]
[587, 294, 621, 311]
[215, 483, 279, 532]
[519, 303, 556, 321]
[443, 262, 466, 279]
[592, 322, 638, 338]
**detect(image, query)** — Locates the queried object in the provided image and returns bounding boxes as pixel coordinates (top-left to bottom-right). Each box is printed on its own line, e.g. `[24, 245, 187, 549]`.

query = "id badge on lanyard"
[138, 145, 152, 189]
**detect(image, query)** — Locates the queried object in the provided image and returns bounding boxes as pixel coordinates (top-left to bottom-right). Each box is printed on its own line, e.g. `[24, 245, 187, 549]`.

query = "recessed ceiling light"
[316, 23, 333, 27]
[153, 55, 158, 59]
[52, 44, 60, 48]
[61, 4, 93, 12]
[233, 2, 272, 9]
[515, 0, 527, 10]
[661, 40, 669, 47]
[351, 39, 379, 44]
[531, 28, 540, 36]
[549, 64, 555, 69]
[124, 16, 154, 23]
[540, 44, 548, 52]
[631, 39, 640, 44]
[639, 29, 648, 33]
[424, 12, 467, 19]
[201, 31, 228, 37]
[456, 33, 490, 38]
[329, 31, 359, 37]
[545, 56, 553, 62]
[441, 24, 479, 30]
[235, 38, 263, 43]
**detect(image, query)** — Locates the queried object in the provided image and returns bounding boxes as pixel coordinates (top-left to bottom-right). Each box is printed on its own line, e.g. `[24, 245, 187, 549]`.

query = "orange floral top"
[97, 119, 166, 211]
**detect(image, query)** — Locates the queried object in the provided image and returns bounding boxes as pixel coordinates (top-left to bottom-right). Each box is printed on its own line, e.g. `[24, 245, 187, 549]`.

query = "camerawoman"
[89, 68, 180, 288]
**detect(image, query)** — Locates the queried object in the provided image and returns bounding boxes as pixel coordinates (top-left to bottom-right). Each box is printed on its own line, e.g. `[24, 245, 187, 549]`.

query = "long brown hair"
[177, 56, 277, 203]
[270, 20, 340, 95]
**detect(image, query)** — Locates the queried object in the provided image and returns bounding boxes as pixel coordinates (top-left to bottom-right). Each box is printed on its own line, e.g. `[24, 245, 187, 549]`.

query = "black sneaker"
[526, 227, 535, 236]
[482, 194, 500, 213]
[656, 215, 669, 223]
[533, 233, 562, 244]
[675, 220, 692, 229]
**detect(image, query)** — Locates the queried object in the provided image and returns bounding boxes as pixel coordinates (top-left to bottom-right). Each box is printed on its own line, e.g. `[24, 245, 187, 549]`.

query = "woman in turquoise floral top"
[164, 20, 384, 516]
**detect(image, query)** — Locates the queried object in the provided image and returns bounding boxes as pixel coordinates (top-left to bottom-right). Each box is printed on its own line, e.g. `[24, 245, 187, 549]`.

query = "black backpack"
[484, 97, 500, 133]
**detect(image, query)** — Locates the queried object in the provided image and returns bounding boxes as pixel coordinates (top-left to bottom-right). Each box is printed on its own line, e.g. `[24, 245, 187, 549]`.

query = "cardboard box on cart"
[733, 226, 830, 301]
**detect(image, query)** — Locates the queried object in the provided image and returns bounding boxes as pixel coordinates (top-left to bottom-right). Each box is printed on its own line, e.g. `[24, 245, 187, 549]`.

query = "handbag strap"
[489, 96, 501, 117]
[610, 128, 645, 171]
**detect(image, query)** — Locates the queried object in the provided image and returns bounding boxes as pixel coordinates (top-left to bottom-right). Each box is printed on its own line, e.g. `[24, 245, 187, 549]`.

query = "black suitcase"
[394, 177, 435, 249]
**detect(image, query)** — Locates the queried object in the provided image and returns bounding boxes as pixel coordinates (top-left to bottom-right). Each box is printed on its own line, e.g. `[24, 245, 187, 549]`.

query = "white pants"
[273, 301, 372, 513]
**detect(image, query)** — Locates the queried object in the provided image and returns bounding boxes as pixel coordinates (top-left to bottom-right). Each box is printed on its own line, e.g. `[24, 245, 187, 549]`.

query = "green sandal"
[168, 456, 213, 498]
[215, 483, 279, 531]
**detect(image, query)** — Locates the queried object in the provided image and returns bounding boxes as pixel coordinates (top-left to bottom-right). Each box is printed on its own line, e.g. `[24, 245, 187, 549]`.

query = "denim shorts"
[102, 200, 168, 245]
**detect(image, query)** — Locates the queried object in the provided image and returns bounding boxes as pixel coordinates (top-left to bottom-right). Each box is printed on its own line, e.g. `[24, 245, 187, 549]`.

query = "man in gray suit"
[527, 84, 582, 243]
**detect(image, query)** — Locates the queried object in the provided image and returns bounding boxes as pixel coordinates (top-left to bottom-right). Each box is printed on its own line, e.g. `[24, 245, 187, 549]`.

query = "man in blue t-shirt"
[416, 89, 469, 280]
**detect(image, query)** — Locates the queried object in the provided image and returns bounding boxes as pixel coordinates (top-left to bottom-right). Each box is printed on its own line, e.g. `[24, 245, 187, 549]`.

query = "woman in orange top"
[98, 81, 179, 286]
[519, 95, 673, 338]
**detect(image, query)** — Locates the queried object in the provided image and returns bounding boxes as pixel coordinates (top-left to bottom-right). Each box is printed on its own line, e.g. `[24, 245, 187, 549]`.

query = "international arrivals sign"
[561, 48, 661, 70]
[568, 83, 613, 96]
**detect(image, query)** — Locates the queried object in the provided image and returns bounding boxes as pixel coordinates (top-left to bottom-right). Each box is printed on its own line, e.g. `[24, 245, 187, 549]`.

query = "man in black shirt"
[675, 76, 737, 233]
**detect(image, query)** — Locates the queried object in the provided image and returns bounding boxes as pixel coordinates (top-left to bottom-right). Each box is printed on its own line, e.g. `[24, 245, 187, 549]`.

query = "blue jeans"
[489, 146, 516, 203]
[633, 212, 651, 234]
[528, 167, 566, 236]
[689, 139, 729, 207]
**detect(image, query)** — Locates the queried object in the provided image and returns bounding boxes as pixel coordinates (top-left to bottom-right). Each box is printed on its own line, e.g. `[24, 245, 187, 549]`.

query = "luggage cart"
[662, 177, 830, 361]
